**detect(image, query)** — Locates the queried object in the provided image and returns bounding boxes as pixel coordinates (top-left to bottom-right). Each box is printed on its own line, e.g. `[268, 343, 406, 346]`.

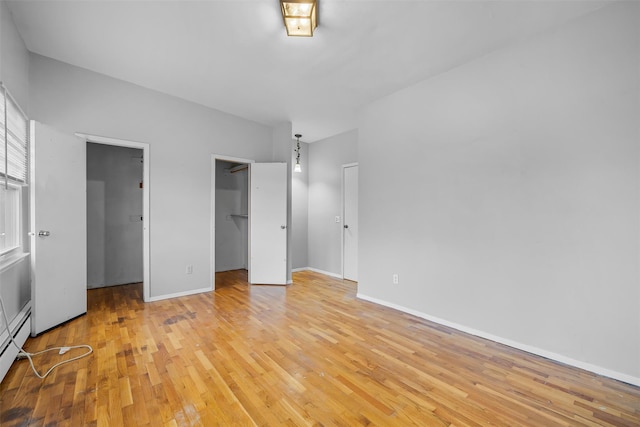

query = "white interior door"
[343, 164, 358, 281]
[30, 121, 87, 335]
[249, 162, 287, 285]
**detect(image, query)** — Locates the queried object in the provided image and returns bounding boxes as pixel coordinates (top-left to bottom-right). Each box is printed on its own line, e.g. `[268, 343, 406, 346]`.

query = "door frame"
[211, 154, 254, 289]
[342, 162, 358, 280]
[77, 133, 151, 302]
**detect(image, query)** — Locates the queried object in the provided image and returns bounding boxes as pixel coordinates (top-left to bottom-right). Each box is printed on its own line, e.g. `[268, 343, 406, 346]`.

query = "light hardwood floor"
[1, 270, 639, 426]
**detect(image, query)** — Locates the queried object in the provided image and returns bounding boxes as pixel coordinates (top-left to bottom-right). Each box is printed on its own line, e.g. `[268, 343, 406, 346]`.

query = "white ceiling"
[6, 0, 607, 142]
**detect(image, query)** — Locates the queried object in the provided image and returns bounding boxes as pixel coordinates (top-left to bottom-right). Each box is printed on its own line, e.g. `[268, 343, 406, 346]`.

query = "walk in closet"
[214, 160, 249, 272]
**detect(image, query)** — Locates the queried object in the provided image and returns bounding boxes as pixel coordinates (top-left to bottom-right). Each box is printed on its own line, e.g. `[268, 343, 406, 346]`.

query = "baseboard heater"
[0, 305, 31, 384]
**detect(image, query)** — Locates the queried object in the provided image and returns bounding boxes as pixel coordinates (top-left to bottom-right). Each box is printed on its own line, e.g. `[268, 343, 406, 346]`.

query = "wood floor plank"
[1, 269, 639, 426]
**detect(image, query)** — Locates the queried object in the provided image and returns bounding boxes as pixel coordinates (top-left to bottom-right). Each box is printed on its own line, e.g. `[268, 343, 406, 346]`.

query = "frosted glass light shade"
[281, 0, 317, 37]
[294, 163, 302, 173]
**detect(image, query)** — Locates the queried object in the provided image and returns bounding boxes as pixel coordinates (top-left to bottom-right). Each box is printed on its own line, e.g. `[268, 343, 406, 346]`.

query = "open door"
[343, 164, 358, 281]
[249, 162, 287, 285]
[30, 121, 87, 335]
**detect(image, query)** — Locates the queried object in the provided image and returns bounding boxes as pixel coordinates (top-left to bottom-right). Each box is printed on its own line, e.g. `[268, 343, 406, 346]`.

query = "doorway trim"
[77, 133, 151, 302]
[342, 162, 358, 280]
[211, 154, 254, 289]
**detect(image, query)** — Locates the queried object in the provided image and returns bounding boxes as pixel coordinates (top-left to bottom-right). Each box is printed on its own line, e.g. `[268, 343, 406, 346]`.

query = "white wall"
[358, 2, 640, 382]
[29, 54, 275, 299]
[215, 160, 248, 272]
[292, 141, 308, 270]
[0, 0, 29, 110]
[308, 130, 357, 276]
[87, 143, 144, 288]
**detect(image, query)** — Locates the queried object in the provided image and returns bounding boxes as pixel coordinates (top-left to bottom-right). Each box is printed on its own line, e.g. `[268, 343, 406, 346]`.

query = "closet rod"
[229, 164, 248, 173]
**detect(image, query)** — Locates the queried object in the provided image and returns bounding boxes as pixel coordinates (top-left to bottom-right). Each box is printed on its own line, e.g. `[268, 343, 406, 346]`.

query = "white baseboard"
[147, 286, 212, 302]
[0, 308, 30, 384]
[357, 293, 640, 388]
[296, 267, 343, 279]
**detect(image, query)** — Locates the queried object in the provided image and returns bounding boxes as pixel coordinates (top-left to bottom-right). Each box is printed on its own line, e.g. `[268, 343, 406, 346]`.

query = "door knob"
[344, 225, 349, 229]
[281, 225, 287, 229]
[38, 230, 51, 237]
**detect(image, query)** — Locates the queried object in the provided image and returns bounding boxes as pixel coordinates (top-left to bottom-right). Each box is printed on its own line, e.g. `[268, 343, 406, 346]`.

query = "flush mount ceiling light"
[294, 134, 302, 172]
[280, 0, 317, 37]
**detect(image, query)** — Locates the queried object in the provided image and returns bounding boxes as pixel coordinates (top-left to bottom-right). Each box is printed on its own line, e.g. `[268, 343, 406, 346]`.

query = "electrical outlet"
[392, 274, 399, 285]
[186, 265, 193, 274]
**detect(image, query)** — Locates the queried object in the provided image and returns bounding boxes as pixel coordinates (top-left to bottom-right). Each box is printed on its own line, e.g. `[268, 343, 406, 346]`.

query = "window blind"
[0, 84, 29, 184]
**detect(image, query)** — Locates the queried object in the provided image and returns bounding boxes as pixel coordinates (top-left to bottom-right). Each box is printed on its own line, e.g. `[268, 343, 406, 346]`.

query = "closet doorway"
[87, 143, 143, 291]
[83, 134, 150, 301]
[211, 155, 288, 288]
[212, 156, 252, 289]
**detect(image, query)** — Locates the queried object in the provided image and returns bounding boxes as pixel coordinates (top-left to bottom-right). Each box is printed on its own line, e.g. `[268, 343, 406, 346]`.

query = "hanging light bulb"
[294, 134, 302, 173]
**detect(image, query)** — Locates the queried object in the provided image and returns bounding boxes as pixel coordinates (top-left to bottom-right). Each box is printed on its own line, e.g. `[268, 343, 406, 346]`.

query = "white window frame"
[0, 181, 25, 256]
[0, 83, 29, 266]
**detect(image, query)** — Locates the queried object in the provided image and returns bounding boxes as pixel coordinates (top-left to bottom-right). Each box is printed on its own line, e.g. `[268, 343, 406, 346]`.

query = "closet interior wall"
[215, 160, 248, 272]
